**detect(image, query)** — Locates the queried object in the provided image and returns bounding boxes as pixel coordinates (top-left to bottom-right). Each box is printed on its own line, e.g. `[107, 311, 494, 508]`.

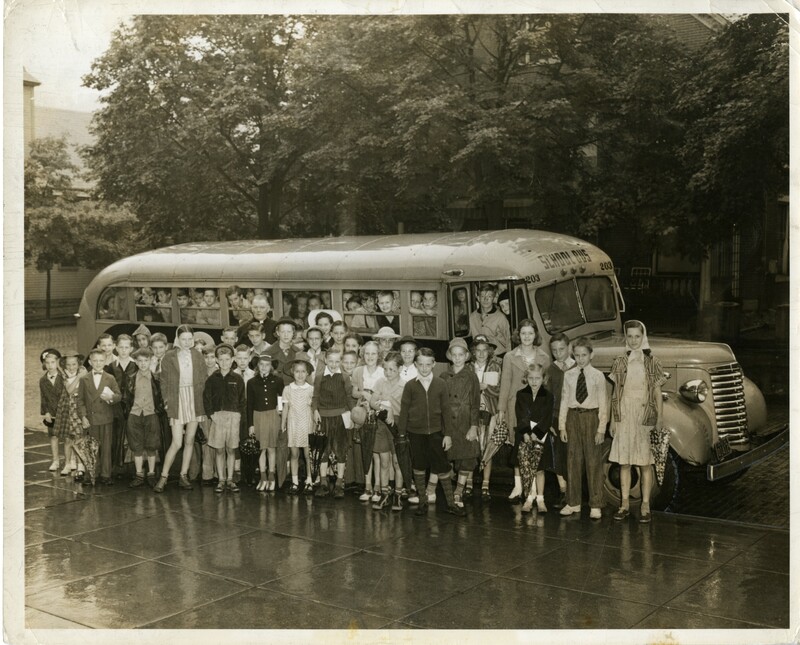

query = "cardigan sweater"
[397, 376, 454, 437]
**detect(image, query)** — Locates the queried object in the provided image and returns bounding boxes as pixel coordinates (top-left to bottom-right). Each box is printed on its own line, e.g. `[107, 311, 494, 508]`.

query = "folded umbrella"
[649, 426, 671, 486]
[385, 420, 413, 488]
[359, 413, 377, 477]
[308, 421, 327, 483]
[275, 426, 289, 488]
[517, 440, 544, 499]
[72, 434, 100, 485]
[480, 418, 508, 468]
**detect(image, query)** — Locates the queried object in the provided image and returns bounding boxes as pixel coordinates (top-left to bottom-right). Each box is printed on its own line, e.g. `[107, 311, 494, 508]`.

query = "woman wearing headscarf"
[608, 320, 666, 523]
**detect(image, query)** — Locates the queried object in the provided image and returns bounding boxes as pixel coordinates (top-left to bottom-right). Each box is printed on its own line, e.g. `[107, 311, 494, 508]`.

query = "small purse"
[239, 435, 261, 456]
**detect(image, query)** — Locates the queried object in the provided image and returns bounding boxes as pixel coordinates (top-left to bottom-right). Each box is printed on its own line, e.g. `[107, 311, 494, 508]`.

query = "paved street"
[16, 324, 792, 633]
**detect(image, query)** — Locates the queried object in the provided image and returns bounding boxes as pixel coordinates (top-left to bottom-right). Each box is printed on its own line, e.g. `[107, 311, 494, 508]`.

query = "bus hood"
[589, 334, 737, 369]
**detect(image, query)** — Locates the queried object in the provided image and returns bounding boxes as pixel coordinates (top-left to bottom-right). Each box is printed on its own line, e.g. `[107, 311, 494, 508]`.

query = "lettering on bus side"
[537, 248, 593, 270]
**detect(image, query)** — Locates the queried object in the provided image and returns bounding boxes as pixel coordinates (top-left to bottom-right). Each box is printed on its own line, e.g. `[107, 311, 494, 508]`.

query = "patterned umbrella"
[480, 419, 509, 468]
[308, 421, 328, 483]
[517, 440, 544, 500]
[72, 434, 100, 485]
[649, 426, 670, 486]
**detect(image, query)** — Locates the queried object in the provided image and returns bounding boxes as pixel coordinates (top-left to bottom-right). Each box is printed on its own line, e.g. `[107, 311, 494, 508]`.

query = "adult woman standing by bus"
[609, 320, 666, 523]
[154, 324, 207, 492]
[496, 319, 551, 500]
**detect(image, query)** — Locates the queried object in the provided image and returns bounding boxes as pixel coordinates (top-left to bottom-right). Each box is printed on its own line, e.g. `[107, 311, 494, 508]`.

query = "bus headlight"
[679, 379, 708, 403]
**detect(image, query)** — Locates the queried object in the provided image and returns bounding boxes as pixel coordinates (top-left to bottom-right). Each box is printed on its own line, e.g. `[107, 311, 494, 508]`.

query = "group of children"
[40, 312, 663, 521]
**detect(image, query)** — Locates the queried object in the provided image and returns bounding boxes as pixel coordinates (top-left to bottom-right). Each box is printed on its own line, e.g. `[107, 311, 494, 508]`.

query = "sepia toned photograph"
[4, 1, 794, 642]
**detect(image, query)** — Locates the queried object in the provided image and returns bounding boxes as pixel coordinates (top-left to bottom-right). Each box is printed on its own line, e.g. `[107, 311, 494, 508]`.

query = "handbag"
[239, 435, 261, 457]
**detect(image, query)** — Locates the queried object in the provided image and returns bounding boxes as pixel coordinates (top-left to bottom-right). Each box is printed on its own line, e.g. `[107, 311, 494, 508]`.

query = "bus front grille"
[709, 363, 748, 446]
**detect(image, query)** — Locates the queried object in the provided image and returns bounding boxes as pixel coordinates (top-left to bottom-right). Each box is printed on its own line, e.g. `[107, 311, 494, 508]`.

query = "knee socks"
[413, 471, 428, 505]
[439, 474, 456, 508]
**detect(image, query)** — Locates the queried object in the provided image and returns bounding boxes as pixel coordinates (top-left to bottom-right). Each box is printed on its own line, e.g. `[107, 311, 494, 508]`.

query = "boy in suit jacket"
[78, 349, 122, 484]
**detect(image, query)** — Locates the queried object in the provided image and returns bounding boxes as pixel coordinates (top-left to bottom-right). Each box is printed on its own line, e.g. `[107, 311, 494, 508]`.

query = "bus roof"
[87, 229, 612, 288]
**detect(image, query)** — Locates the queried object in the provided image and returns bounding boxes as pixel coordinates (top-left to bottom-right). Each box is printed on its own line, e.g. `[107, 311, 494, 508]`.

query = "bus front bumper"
[707, 422, 789, 481]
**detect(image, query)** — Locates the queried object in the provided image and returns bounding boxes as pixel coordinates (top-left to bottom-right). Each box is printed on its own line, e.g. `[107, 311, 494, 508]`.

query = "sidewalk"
[21, 430, 789, 631]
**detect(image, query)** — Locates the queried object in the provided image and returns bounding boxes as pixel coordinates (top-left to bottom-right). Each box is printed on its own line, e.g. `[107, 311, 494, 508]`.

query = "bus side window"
[226, 285, 253, 326]
[135, 286, 172, 323]
[175, 287, 220, 326]
[411, 290, 437, 337]
[286, 290, 333, 329]
[98, 286, 129, 320]
[450, 286, 470, 337]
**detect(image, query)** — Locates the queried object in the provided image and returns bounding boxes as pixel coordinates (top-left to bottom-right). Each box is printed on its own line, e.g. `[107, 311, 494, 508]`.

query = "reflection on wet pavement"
[21, 429, 789, 631]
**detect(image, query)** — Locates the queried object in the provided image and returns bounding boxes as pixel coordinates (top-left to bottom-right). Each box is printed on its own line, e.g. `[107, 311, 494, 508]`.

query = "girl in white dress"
[282, 354, 316, 494]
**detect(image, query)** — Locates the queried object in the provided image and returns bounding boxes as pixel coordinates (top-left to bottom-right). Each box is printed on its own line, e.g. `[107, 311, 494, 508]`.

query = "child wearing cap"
[441, 338, 481, 510]
[282, 353, 316, 493]
[203, 344, 247, 493]
[470, 335, 503, 500]
[247, 353, 284, 492]
[312, 348, 352, 499]
[39, 349, 64, 472]
[126, 348, 165, 488]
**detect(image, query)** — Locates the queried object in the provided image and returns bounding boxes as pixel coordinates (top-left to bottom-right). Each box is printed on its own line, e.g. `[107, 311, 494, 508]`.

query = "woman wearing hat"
[282, 352, 316, 494]
[247, 353, 284, 491]
[265, 317, 302, 386]
[440, 338, 481, 509]
[469, 335, 503, 500]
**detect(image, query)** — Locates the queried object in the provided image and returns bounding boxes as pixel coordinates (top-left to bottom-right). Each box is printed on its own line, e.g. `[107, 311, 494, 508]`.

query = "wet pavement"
[21, 427, 790, 631]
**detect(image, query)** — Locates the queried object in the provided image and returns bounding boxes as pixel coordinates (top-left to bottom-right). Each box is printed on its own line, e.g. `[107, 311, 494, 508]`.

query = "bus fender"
[662, 396, 712, 467]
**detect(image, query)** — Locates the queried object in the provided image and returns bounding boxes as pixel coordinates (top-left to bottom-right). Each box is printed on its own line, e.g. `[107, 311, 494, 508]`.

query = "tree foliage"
[83, 15, 316, 241]
[672, 13, 789, 257]
[82, 14, 787, 250]
[24, 136, 139, 272]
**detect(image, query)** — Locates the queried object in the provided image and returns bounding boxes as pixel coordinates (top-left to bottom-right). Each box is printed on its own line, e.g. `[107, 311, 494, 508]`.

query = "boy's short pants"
[208, 411, 241, 450]
[126, 413, 161, 454]
[452, 458, 477, 473]
[409, 431, 451, 474]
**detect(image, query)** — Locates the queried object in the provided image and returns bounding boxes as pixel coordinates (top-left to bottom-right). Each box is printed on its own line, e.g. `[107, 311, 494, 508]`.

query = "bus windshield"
[533, 276, 617, 333]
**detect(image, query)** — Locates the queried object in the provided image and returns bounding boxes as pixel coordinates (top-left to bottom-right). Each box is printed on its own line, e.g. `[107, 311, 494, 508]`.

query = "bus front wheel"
[601, 442, 682, 512]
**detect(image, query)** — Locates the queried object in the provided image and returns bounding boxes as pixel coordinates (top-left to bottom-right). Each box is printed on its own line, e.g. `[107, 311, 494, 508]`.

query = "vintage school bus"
[76, 230, 788, 509]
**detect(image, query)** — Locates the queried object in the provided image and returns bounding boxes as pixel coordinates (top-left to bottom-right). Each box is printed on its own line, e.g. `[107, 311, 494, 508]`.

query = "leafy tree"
[300, 15, 689, 236]
[24, 137, 139, 318]
[674, 13, 789, 259]
[83, 15, 317, 241]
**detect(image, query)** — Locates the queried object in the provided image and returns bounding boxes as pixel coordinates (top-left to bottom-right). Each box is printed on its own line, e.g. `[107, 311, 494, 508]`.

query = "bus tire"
[601, 443, 682, 512]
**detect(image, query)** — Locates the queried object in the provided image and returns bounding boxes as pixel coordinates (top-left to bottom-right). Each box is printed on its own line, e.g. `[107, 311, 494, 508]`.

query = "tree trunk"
[45, 267, 52, 320]
[257, 180, 283, 239]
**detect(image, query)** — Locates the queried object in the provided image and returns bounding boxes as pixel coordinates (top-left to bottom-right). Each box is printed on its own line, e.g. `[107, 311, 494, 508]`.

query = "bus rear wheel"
[601, 443, 682, 512]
